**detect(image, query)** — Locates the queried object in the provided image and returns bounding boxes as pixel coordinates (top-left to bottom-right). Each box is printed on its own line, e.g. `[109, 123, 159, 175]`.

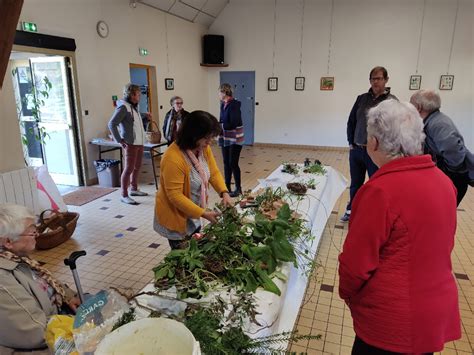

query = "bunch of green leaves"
[184, 302, 320, 355]
[303, 162, 327, 175]
[111, 308, 136, 331]
[281, 162, 299, 175]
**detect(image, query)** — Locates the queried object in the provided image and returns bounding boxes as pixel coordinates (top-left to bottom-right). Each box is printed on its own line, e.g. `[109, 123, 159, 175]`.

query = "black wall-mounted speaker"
[202, 35, 224, 64]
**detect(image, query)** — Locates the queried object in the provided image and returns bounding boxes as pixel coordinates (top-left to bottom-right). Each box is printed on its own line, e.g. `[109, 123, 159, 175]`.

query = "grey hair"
[123, 83, 140, 100]
[170, 96, 183, 106]
[410, 90, 441, 113]
[367, 99, 425, 158]
[0, 204, 35, 244]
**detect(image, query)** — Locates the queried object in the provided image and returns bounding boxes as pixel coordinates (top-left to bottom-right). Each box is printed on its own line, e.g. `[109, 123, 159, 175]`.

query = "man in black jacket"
[341, 66, 397, 222]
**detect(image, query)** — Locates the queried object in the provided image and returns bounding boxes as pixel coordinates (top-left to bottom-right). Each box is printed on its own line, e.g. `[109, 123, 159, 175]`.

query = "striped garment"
[218, 125, 244, 147]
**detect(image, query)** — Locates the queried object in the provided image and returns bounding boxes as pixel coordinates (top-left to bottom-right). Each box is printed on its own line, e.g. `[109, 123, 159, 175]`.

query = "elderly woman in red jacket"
[338, 99, 461, 354]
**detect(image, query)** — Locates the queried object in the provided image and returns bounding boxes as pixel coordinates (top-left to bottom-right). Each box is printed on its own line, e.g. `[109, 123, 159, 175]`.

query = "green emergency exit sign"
[22, 22, 38, 32]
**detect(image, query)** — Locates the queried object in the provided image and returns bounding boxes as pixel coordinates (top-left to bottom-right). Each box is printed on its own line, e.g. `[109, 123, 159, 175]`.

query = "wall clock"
[96, 20, 109, 38]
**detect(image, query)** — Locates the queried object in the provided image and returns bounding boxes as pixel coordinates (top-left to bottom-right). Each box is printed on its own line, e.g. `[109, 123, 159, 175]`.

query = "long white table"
[134, 165, 348, 346]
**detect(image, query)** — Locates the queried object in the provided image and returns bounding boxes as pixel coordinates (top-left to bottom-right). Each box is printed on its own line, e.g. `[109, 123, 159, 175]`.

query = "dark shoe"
[229, 189, 242, 198]
[339, 211, 351, 222]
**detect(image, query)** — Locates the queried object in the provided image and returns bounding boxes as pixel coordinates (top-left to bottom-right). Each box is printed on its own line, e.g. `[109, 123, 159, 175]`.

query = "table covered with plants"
[125, 163, 347, 354]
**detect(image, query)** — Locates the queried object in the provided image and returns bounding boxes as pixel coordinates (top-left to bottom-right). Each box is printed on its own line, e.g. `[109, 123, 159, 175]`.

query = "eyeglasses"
[20, 224, 38, 237]
[174, 102, 184, 105]
[370, 77, 385, 82]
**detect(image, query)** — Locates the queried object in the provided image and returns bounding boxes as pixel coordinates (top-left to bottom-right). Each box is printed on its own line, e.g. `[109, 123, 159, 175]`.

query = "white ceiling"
[137, 0, 229, 27]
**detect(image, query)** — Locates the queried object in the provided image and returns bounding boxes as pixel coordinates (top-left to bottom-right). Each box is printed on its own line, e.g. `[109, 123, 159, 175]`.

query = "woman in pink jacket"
[338, 99, 461, 354]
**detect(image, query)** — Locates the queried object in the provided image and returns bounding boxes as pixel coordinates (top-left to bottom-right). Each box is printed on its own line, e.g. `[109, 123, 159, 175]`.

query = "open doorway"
[10, 51, 83, 186]
[129, 63, 159, 127]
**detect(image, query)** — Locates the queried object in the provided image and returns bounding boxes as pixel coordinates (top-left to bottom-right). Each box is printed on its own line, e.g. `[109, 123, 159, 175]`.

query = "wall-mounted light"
[139, 48, 149, 56]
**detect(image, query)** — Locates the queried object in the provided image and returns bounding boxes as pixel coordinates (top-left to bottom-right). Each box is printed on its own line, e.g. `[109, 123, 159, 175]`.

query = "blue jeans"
[346, 145, 378, 211]
[221, 144, 243, 192]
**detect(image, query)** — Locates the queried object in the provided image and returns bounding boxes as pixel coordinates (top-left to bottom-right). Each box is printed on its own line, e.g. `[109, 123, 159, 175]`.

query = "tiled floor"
[32, 145, 473, 354]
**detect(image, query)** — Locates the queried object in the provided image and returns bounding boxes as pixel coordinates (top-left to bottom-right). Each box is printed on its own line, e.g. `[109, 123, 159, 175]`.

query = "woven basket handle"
[39, 209, 68, 231]
[146, 120, 159, 132]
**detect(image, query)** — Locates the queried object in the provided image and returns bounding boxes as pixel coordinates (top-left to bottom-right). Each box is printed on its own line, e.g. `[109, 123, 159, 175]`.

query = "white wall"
[208, 0, 473, 149]
[0, 0, 209, 179]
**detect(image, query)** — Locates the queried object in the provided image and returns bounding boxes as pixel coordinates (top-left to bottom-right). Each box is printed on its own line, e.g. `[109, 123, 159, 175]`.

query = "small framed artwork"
[439, 75, 454, 90]
[295, 77, 305, 91]
[268, 77, 278, 91]
[165, 78, 174, 90]
[320, 77, 334, 91]
[409, 75, 422, 90]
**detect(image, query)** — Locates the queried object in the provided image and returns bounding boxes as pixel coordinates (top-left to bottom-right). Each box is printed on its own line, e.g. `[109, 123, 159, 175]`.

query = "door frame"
[129, 63, 159, 125]
[13, 44, 87, 185]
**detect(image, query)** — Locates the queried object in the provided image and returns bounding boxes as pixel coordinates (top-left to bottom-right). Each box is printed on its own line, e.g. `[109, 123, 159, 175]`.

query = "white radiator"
[0, 167, 40, 214]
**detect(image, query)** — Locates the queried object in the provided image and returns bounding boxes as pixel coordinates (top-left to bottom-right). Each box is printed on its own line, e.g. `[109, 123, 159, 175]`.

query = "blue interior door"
[220, 71, 255, 145]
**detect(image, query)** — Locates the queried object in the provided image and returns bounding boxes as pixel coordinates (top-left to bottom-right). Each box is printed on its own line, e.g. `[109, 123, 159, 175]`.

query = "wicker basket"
[145, 120, 162, 144]
[36, 210, 80, 250]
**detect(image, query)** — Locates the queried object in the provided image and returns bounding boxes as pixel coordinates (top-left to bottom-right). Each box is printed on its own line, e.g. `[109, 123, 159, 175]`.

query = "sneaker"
[340, 211, 351, 223]
[130, 190, 148, 196]
[121, 196, 137, 205]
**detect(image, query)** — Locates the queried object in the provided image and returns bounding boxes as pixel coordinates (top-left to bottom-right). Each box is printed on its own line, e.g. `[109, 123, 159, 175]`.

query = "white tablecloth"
[135, 165, 347, 345]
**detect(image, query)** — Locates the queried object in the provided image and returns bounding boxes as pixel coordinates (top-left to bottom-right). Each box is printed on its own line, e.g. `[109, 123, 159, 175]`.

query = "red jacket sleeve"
[338, 184, 392, 301]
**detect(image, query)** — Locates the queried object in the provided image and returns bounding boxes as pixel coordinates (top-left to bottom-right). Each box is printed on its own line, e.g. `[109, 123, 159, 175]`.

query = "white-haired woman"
[338, 100, 461, 354]
[0, 204, 80, 352]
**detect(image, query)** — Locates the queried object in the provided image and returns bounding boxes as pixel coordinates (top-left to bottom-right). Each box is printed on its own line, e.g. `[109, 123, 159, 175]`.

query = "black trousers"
[352, 336, 433, 355]
[444, 170, 469, 206]
[347, 145, 378, 211]
[221, 144, 243, 191]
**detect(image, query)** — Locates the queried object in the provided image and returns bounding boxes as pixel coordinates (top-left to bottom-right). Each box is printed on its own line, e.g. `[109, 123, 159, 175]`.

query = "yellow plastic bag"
[45, 315, 78, 354]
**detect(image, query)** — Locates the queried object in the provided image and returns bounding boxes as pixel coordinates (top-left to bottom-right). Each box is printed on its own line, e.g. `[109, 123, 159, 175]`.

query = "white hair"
[410, 89, 441, 113]
[0, 204, 35, 244]
[367, 99, 425, 158]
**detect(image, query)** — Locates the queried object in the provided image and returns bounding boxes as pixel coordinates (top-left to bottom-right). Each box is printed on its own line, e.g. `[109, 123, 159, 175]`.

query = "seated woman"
[154, 110, 233, 249]
[0, 204, 80, 352]
[338, 100, 461, 354]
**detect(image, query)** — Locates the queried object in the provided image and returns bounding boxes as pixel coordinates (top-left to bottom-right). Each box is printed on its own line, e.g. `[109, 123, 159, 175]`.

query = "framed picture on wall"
[295, 77, 305, 91]
[439, 75, 454, 90]
[165, 78, 174, 90]
[409, 75, 422, 90]
[320, 77, 334, 91]
[268, 77, 278, 91]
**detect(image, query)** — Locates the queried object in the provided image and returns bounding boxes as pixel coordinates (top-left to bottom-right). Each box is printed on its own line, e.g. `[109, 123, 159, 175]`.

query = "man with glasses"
[163, 96, 189, 145]
[340, 66, 397, 222]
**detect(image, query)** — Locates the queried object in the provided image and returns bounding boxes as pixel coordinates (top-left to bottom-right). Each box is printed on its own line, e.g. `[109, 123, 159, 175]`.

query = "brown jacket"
[0, 258, 57, 352]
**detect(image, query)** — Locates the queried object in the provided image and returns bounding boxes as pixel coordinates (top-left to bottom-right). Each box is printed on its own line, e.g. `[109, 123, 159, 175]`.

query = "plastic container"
[94, 159, 120, 187]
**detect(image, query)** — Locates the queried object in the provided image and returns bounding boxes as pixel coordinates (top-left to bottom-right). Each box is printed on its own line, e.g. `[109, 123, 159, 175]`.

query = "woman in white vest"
[108, 83, 150, 204]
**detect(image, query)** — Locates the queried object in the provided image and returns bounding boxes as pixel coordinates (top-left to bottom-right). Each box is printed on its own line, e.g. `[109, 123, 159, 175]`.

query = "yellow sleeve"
[161, 151, 205, 218]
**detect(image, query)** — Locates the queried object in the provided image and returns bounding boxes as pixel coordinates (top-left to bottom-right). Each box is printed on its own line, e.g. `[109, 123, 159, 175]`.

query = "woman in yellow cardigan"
[154, 110, 233, 249]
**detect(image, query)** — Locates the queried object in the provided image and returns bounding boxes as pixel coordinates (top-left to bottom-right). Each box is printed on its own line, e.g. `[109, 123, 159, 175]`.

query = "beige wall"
[208, 0, 473, 149]
[0, 0, 209, 179]
[0, 62, 25, 173]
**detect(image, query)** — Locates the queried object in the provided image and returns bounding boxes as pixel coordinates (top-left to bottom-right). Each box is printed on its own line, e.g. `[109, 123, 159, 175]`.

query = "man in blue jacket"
[411, 89, 473, 205]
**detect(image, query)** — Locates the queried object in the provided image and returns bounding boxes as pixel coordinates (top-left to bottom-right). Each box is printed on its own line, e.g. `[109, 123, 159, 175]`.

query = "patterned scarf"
[0, 251, 65, 306]
[186, 149, 209, 208]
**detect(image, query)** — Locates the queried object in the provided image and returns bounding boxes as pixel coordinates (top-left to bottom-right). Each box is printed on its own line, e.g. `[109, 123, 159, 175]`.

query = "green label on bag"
[73, 290, 108, 329]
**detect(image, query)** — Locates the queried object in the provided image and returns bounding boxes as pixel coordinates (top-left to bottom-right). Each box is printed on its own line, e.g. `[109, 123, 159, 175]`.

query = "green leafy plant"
[12, 67, 52, 165]
[281, 162, 299, 175]
[303, 162, 327, 175]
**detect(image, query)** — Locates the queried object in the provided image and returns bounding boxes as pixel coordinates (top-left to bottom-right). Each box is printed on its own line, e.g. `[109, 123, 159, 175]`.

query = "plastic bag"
[72, 290, 129, 354]
[45, 315, 78, 355]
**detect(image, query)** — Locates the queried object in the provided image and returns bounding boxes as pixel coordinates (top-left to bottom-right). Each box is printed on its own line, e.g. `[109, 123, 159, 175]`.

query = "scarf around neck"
[0, 251, 65, 306]
[185, 149, 209, 208]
